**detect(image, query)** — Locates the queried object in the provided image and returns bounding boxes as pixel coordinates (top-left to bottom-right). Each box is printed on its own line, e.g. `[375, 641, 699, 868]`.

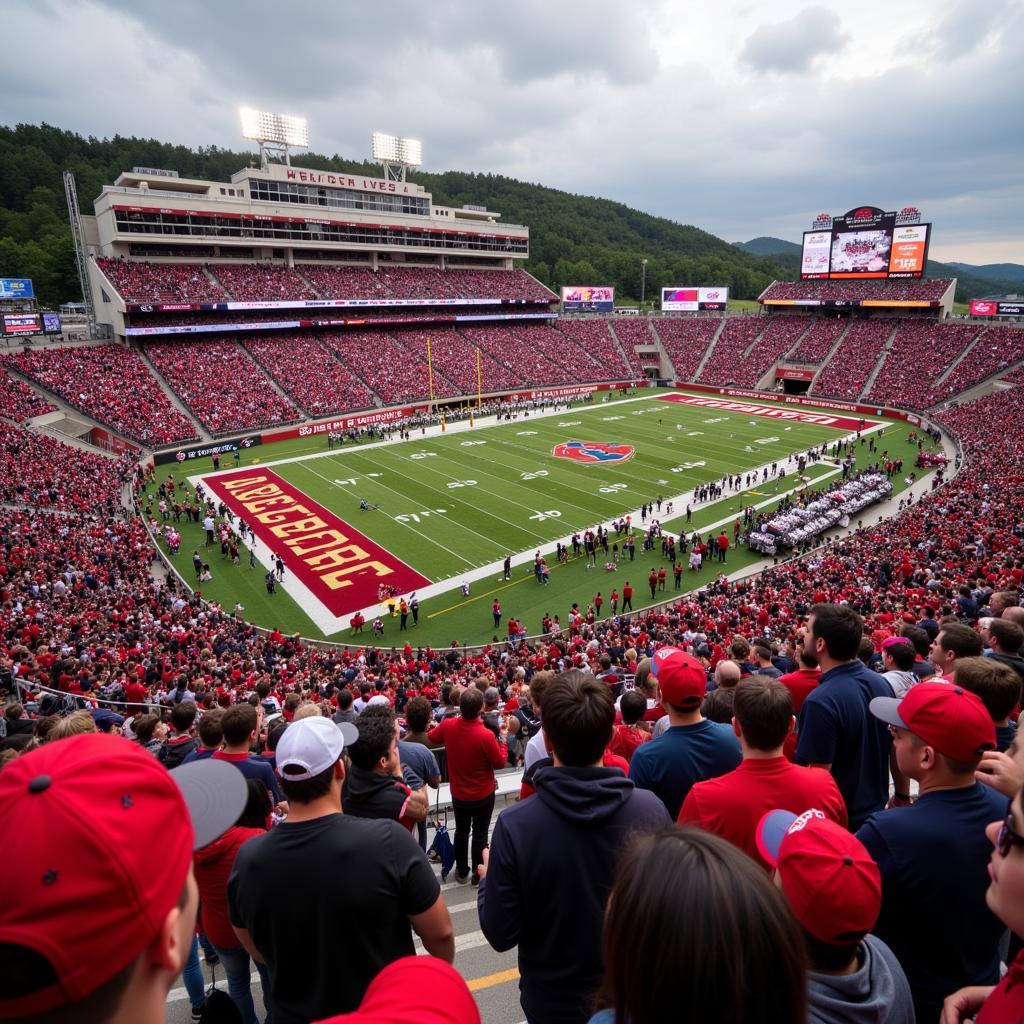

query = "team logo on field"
[552, 441, 635, 465]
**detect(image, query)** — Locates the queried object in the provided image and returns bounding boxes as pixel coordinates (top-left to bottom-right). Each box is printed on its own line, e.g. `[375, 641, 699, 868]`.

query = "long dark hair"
[598, 828, 807, 1024]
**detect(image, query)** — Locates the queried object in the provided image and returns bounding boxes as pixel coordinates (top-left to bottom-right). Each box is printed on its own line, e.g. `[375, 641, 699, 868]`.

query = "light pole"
[640, 258, 648, 313]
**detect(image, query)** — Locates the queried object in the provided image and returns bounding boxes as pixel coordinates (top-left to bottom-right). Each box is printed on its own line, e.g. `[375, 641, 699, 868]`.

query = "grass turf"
[150, 390, 924, 646]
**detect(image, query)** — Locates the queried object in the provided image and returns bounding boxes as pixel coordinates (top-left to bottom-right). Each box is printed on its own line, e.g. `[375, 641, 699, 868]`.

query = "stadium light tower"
[240, 107, 309, 168]
[371, 131, 422, 182]
[640, 258, 648, 312]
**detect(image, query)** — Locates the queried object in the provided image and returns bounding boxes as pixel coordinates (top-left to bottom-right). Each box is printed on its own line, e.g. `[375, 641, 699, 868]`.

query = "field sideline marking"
[427, 464, 845, 619]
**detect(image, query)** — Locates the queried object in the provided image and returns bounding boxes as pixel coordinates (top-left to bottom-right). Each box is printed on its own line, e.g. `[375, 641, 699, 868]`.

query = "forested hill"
[0, 123, 788, 307]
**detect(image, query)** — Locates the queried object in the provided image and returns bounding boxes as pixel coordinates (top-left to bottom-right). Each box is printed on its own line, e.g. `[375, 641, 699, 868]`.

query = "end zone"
[657, 393, 884, 431]
[202, 468, 430, 619]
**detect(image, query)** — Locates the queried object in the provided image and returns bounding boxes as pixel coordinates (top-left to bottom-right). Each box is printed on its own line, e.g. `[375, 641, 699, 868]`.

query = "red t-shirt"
[777, 668, 821, 714]
[427, 716, 505, 802]
[607, 723, 651, 763]
[194, 825, 264, 948]
[976, 953, 1024, 1023]
[678, 756, 847, 869]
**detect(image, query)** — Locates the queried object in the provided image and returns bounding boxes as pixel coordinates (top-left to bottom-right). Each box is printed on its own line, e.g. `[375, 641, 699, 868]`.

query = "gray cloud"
[741, 7, 849, 74]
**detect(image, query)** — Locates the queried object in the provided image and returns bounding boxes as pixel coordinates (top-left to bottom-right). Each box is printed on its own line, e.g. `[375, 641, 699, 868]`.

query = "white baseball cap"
[276, 717, 358, 781]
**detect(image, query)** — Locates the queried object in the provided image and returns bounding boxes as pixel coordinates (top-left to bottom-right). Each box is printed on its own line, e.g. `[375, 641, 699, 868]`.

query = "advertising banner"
[0, 278, 34, 300]
[660, 286, 729, 312]
[2, 313, 41, 335]
[561, 286, 614, 312]
[154, 434, 263, 466]
[800, 232, 832, 279]
[776, 367, 816, 381]
[888, 224, 929, 277]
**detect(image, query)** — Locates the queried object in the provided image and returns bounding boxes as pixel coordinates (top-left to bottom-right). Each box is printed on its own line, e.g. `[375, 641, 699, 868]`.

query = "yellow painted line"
[467, 967, 520, 993]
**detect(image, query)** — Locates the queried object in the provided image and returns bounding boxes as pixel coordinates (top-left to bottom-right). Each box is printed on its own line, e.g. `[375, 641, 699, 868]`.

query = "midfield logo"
[552, 441, 635, 465]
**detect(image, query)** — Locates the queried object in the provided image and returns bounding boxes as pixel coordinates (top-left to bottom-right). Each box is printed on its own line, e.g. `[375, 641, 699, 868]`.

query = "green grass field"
[151, 390, 922, 646]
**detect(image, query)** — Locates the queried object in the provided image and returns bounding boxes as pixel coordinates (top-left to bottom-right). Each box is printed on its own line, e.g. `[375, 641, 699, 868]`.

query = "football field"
[158, 390, 918, 645]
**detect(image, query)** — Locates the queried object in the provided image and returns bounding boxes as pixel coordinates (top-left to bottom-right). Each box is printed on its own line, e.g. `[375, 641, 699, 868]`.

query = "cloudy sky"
[3, 0, 1022, 264]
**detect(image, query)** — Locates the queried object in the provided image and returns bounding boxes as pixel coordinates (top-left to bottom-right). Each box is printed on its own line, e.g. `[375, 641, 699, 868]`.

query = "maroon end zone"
[657, 393, 881, 431]
[202, 469, 430, 617]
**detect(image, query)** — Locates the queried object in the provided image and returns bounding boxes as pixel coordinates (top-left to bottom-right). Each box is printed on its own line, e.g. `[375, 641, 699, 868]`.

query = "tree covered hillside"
[0, 122, 789, 307]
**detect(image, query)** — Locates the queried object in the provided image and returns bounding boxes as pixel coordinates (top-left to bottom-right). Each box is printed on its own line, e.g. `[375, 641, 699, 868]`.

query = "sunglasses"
[998, 812, 1024, 859]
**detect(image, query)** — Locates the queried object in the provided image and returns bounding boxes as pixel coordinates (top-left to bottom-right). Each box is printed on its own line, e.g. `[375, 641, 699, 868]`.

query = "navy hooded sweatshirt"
[477, 765, 671, 1024]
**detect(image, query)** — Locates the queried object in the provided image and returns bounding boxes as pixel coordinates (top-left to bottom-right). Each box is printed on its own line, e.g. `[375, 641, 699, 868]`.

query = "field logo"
[552, 440, 635, 465]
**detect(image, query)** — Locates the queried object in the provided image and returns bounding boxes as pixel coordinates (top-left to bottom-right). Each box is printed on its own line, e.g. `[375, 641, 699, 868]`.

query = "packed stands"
[326, 331, 460, 405]
[728, 317, 810, 387]
[95, 258, 225, 304]
[0, 421, 127, 512]
[761, 278, 952, 303]
[697, 317, 765, 385]
[651, 318, 721, 381]
[297, 265, 388, 301]
[924, 326, 1024, 407]
[243, 336, 376, 417]
[555, 319, 637, 379]
[864, 321, 982, 409]
[786, 318, 847, 363]
[598, 318, 648, 378]
[145, 340, 300, 434]
[208, 263, 316, 301]
[811, 319, 893, 400]
[392, 327, 523, 395]
[0, 370, 56, 421]
[1, 345, 198, 446]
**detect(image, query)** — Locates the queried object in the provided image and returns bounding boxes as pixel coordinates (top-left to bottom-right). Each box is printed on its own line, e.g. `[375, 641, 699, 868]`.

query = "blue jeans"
[181, 935, 205, 1010]
[214, 944, 272, 1024]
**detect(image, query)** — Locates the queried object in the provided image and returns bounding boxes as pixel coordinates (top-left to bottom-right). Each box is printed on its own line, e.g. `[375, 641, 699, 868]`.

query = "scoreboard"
[801, 206, 931, 280]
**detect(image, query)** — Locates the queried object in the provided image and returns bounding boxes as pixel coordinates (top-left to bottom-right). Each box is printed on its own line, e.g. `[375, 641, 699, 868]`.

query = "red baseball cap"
[650, 646, 707, 706]
[869, 682, 996, 762]
[314, 955, 481, 1024]
[757, 809, 881, 946]
[0, 734, 247, 1017]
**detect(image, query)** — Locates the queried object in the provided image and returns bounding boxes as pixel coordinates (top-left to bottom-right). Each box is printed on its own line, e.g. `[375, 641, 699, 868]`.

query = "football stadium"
[2, 67, 1024, 1024]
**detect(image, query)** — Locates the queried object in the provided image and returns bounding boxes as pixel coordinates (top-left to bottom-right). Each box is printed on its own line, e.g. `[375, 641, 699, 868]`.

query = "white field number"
[516, 430, 537, 436]
[333, 477, 358, 486]
[460, 440, 487, 447]
[395, 509, 448, 523]
[529, 510, 562, 522]
[410, 451, 437, 460]
[754, 437, 780, 445]
[600, 482, 628, 494]
[703, 417, 728, 424]
[601, 415, 624, 421]
[446, 479, 478, 489]
[558, 421, 581, 426]
[521, 470, 549, 481]
[669, 461, 706, 472]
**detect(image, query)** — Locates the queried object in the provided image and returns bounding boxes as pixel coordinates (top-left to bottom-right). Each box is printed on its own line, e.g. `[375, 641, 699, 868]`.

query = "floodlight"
[240, 108, 308, 148]
[372, 132, 419, 176]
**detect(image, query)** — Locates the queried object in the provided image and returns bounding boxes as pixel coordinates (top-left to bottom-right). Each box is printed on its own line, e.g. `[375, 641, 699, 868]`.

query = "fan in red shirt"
[679, 676, 846, 870]
[777, 640, 821, 759]
[608, 691, 652, 764]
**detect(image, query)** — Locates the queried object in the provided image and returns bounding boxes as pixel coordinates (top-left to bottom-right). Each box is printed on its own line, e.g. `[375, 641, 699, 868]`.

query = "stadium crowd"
[786, 317, 847, 363]
[1, 344, 199, 446]
[650, 316, 719, 381]
[0, 368, 55, 421]
[243, 335, 376, 417]
[536, 319, 625, 379]
[146, 339, 300, 435]
[209, 263, 317, 302]
[762, 278, 953, 303]
[2, 364, 1024, 1020]
[698, 316, 764, 385]
[811, 319, 893, 400]
[595, 317, 647, 378]
[96, 257, 226, 304]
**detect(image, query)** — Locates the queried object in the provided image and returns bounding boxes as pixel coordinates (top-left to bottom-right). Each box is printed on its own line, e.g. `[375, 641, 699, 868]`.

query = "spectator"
[953, 656, 1022, 752]
[629, 647, 741, 818]
[428, 687, 507, 884]
[796, 604, 892, 831]
[607, 689, 651, 763]
[757, 809, 914, 1024]
[777, 638, 821, 714]
[183, 708, 224, 763]
[859, 682, 1004, 1022]
[158, 701, 199, 769]
[213, 704, 287, 809]
[227, 717, 454, 1021]
[0, 734, 244, 1021]
[930, 623, 985, 679]
[478, 670, 670, 1024]
[987, 618, 1024, 687]
[342, 705, 426, 831]
[941, 784, 1024, 1024]
[879, 637, 918, 698]
[679, 676, 846, 867]
[194, 778, 273, 1024]
[591, 828, 807, 1024]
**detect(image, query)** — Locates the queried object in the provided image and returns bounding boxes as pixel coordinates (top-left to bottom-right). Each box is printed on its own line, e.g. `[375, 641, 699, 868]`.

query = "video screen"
[2, 313, 41, 335]
[829, 229, 893, 278]
[42, 311, 62, 334]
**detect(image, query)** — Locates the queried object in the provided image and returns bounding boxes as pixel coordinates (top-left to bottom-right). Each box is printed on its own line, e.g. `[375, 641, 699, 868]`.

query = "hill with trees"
[0, 122, 789, 307]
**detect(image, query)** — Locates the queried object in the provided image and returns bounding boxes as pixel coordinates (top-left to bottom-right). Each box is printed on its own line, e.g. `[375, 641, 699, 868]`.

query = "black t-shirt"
[228, 812, 439, 1024]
